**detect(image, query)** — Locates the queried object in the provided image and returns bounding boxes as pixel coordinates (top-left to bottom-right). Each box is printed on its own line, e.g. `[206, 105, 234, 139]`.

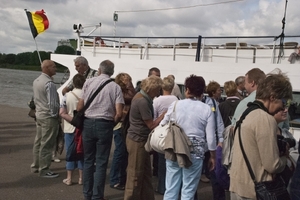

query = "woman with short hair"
[153, 76, 178, 194]
[124, 75, 164, 200]
[162, 75, 217, 200]
[59, 74, 86, 186]
[230, 72, 293, 199]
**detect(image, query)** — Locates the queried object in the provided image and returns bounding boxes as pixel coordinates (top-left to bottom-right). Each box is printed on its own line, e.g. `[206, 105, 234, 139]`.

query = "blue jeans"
[109, 127, 128, 186]
[164, 156, 203, 200]
[290, 155, 300, 200]
[82, 118, 114, 200]
[64, 133, 83, 170]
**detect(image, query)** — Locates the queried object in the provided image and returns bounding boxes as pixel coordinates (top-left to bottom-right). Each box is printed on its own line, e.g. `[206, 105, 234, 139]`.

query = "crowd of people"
[31, 56, 299, 200]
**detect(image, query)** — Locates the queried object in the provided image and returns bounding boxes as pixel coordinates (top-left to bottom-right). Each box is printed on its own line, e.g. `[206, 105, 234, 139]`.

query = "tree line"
[0, 45, 75, 71]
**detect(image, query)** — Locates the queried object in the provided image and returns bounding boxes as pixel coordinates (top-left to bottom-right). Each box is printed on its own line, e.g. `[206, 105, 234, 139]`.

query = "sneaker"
[200, 174, 210, 183]
[110, 183, 125, 190]
[40, 172, 59, 178]
[52, 158, 61, 163]
[31, 168, 39, 173]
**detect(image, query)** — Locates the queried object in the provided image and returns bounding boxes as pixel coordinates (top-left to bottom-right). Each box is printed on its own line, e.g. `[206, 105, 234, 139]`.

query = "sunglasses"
[281, 99, 291, 110]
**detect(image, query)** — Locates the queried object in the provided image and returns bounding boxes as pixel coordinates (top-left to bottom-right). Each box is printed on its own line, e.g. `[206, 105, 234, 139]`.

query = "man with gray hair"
[77, 60, 124, 200]
[62, 56, 97, 95]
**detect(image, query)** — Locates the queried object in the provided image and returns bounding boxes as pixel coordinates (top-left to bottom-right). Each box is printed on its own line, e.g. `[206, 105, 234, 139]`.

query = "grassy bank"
[0, 64, 66, 73]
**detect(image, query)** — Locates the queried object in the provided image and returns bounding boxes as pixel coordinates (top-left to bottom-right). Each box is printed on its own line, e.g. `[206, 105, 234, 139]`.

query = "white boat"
[51, 24, 300, 139]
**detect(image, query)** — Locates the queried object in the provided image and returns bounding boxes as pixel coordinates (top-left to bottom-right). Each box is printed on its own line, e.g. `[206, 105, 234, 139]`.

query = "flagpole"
[34, 39, 42, 66]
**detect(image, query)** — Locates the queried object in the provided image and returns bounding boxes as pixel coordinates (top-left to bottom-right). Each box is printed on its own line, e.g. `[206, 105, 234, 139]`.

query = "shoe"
[78, 178, 83, 185]
[40, 172, 59, 178]
[52, 158, 61, 163]
[155, 189, 164, 195]
[200, 174, 210, 183]
[63, 178, 72, 186]
[110, 183, 125, 190]
[31, 169, 39, 173]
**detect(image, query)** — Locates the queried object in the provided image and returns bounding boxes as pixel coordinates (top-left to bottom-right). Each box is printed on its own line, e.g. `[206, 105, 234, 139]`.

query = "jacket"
[164, 122, 193, 168]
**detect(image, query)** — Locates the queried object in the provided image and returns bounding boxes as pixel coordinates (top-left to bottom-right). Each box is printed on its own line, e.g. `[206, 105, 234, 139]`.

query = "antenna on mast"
[73, 23, 102, 55]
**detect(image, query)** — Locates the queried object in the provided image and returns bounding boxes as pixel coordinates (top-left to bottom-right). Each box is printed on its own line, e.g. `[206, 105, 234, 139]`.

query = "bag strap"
[211, 98, 219, 144]
[82, 79, 112, 112]
[236, 100, 268, 184]
[238, 124, 257, 183]
[71, 91, 80, 100]
[170, 100, 179, 122]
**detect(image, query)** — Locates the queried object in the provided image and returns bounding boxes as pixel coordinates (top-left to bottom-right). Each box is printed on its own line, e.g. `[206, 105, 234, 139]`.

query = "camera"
[277, 135, 296, 154]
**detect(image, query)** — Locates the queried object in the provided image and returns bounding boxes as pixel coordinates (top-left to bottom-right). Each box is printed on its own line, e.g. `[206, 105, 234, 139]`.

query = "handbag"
[149, 122, 171, 153]
[237, 124, 290, 200]
[66, 128, 84, 161]
[70, 79, 112, 128]
[149, 101, 178, 154]
[75, 127, 83, 155]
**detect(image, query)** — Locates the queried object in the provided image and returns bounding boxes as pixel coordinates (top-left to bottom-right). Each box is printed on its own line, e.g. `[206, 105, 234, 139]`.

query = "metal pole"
[34, 39, 42, 66]
[195, 35, 202, 62]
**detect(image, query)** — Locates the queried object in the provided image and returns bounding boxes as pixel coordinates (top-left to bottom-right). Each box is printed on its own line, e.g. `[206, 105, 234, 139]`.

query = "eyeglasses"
[281, 99, 291, 110]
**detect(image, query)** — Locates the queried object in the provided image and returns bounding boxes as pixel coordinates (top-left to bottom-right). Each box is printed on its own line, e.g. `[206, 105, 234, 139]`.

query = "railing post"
[201, 38, 205, 62]
[271, 40, 276, 63]
[195, 35, 202, 62]
[173, 38, 176, 61]
[118, 37, 121, 58]
[235, 37, 239, 63]
[93, 37, 96, 57]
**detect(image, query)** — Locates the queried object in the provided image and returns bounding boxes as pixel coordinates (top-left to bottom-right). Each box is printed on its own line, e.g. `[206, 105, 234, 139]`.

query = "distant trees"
[0, 44, 75, 70]
[55, 45, 75, 55]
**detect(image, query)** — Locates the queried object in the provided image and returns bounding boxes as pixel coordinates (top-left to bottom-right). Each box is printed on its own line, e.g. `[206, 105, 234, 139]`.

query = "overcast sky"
[1, 0, 299, 54]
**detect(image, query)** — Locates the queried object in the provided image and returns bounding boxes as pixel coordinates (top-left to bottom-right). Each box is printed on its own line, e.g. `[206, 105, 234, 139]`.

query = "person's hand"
[285, 143, 290, 157]
[208, 157, 216, 171]
[218, 142, 223, 148]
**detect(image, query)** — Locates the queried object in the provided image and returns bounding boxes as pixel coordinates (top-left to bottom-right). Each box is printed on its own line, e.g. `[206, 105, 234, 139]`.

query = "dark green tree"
[5, 53, 16, 64]
[54, 45, 75, 55]
[15, 52, 32, 65]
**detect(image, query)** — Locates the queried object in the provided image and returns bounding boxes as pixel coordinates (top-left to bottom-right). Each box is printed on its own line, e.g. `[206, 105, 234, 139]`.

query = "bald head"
[41, 60, 56, 77]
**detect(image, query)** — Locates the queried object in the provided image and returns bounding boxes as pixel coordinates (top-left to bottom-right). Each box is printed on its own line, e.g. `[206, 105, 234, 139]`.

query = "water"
[0, 68, 64, 109]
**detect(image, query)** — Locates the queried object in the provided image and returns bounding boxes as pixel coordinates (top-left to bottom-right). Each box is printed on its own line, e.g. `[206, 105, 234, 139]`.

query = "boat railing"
[79, 35, 300, 64]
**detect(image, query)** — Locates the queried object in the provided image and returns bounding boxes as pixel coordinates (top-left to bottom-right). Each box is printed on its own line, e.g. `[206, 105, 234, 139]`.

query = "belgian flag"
[25, 9, 49, 38]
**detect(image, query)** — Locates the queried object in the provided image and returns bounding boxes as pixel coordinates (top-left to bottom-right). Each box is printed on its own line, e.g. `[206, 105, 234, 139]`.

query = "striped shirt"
[82, 74, 124, 120]
[45, 81, 60, 117]
[66, 67, 98, 90]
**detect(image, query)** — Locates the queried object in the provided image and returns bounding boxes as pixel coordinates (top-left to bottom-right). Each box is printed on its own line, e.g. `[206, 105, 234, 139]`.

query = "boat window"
[289, 92, 300, 128]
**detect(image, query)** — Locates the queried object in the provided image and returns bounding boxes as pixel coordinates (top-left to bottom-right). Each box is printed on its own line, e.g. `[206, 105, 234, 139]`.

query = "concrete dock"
[0, 105, 214, 200]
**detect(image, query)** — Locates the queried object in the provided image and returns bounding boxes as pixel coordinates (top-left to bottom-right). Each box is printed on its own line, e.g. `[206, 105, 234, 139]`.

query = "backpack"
[221, 100, 265, 169]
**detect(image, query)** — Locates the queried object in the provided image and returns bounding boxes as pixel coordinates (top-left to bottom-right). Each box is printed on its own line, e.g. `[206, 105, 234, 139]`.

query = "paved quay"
[0, 105, 216, 200]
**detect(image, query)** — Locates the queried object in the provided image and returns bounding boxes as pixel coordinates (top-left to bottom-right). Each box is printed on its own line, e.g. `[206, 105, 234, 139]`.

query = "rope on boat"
[275, 0, 289, 64]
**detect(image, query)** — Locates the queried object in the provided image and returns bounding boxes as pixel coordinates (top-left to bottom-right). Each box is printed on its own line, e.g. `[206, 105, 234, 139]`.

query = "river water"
[0, 68, 65, 109]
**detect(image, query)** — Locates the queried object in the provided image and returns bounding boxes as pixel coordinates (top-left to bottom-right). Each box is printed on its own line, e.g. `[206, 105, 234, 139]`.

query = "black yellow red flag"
[25, 9, 49, 38]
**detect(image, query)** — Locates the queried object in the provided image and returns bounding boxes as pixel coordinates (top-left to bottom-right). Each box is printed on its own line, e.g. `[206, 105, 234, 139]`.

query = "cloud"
[0, 0, 299, 54]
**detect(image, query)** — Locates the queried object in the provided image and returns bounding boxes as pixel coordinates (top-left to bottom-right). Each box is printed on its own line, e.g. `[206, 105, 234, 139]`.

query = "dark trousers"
[290, 152, 300, 200]
[157, 153, 166, 194]
[210, 170, 226, 200]
[82, 118, 114, 200]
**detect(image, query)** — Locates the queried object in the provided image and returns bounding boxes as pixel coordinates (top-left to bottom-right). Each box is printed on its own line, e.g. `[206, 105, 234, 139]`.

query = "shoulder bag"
[237, 102, 290, 200]
[71, 79, 112, 128]
[148, 101, 178, 154]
